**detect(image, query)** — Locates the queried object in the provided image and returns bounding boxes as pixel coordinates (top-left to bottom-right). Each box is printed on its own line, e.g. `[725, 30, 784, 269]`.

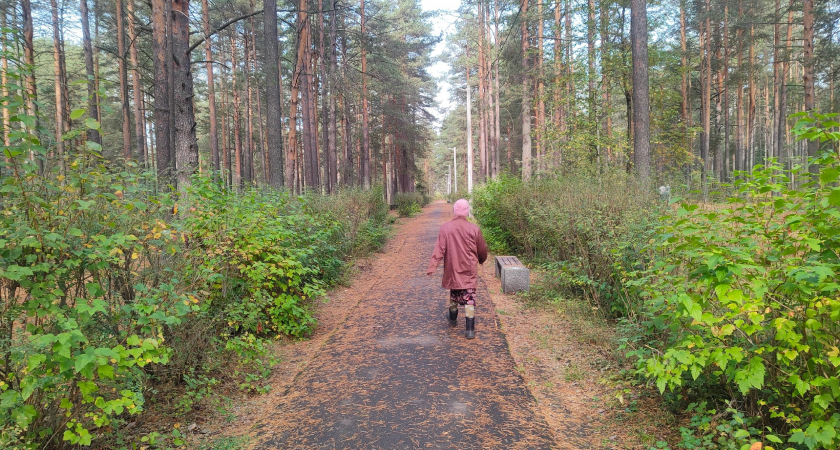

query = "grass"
[199, 435, 251, 450]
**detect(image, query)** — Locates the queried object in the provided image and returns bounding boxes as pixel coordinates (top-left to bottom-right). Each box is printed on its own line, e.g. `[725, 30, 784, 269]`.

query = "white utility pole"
[452, 147, 457, 194]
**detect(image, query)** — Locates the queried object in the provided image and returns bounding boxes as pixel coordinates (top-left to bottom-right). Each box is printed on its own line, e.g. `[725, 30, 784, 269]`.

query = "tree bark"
[747, 24, 756, 172]
[127, 0, 147, 164]
[361, 0, 371, 189]
[600, 0, 612, 166]
[521, 0, 532, 181]
[803, 0, 817, 171]
[202, 0, 220, 176]
[172, 0, 199, 191]
[699, 0, 711, 178]
[630, 0, 650, 181]
[116, 0, 132, 160]
[328, 0, 338, 191]
[466, 53, 473, 193]
[587, 0, 596, 151]
[230, 33, 243, 187]
[80, 0, 101, 145]
[735, 0, 743, 172]
[554, 0, 565, 150]
[1, 9, 9, 149]
[22, 0, 40, 159]
[243, 29, 254, 185]
[478, 0, 487, 182]
[50, 0, 68, 163]
[264, 0, 285, 188]
[288, 2, 308, 193]
[723, 3, 730, 179]
[778, 0, 793, 166]
[152, 0, 173, 186]
[493, 0, 502, 176]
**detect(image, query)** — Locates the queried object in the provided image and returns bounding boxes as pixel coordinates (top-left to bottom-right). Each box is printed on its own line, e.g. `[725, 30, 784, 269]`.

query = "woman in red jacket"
[427, 199, 488, 339]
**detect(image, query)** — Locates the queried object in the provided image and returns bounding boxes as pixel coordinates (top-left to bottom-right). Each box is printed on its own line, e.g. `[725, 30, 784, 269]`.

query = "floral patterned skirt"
[449, 288, 477, 306]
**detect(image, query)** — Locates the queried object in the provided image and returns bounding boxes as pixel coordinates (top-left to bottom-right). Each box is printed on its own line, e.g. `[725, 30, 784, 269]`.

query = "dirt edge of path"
[481, 259, 680, 450]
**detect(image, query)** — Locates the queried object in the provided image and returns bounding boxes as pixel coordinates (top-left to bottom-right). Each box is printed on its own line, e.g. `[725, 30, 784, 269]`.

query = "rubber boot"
[465, 317, 475, 339]
[447, 308, 458, 327]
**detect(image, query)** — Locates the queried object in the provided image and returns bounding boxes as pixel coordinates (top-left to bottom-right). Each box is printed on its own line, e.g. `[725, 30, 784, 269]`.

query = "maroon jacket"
[427, 216, 488, 290]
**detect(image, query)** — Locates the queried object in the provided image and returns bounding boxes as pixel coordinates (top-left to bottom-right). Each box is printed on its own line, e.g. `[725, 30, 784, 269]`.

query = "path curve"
[248, 202, 557, 449]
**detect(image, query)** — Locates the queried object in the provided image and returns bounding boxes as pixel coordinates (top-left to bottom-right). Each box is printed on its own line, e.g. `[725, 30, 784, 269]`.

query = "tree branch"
[187, 9, 264, 55]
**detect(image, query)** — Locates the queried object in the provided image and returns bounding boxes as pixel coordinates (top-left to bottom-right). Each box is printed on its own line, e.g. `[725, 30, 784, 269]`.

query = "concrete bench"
[494, 256, 529, 294]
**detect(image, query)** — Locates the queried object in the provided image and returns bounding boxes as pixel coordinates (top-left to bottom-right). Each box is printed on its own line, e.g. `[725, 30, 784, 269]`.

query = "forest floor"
[186, 201, 677, 450]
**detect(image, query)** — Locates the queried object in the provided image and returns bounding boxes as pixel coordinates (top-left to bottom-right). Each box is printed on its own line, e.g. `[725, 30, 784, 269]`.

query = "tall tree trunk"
[303, 9, 320, 191]
[485, 0, 497, 179]
[243, 29, 254, 185]
[22, 0, 39, 160]
[202, 0, 220, 176]
[803, 0, 817, 171]
[554, 0, 565, 150]
[116, 0, 132, 160]
[466, 55, 473, 193]
[494, 0, 502, 175]
[723, 3, 730, 179]
[1, 9, 9, 150]
[535, 0, 544, 175]
[778, 0, 793, 166]
[587, 0, 596, 160]
[264, 0, 285, 188]
[319, 0, 332, 193]
[94, 0, 102, 124]
[735, 0, 743, 172]
[288, 3, 308, 193]
[221, 63, 231, 186]
[565, 0, 573, 122]
[50, 0, 68, 163]
[360, 0, 371, 189]
[127, 0, 147, 163]
[521, 0, 532, 181]
[172, 0, 199, 191]
[80, 0, 101, 145]
[771, 0, 781, 162]
[630, 0, 650, 181]
[230, 34, 243, 187]
[328, 0, 338, 190]
[478, 0, 487, 182]
[699, 1, 711, 179]
[747, 24, 756, 172]
[680, 0, 688, 137]
[152, 0, 173, 186]
[600, 0, 612, 166]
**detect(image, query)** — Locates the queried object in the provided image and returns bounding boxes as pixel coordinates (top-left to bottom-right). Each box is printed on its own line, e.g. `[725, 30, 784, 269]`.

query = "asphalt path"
[249, 202, 557, 449]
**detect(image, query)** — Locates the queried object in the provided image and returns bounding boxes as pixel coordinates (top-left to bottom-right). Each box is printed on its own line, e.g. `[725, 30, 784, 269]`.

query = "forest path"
[247, 201, 561, 449]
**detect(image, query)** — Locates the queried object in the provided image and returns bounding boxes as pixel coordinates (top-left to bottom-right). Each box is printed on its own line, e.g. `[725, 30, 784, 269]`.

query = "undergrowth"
[473, 114, 840, 450]
[0, 72, 391, 448]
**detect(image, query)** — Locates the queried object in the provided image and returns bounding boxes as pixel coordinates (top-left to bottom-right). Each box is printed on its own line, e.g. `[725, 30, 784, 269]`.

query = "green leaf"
[75, 354, 96, 374]
[69, 108, 86, 120]
[829, 189, 840, 207]
[84, 117, 101, 130]
[821, 168, 840, 185]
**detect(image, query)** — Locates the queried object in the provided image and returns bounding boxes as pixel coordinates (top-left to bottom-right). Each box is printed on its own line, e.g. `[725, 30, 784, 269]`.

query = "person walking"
[426, 199, 488, 339]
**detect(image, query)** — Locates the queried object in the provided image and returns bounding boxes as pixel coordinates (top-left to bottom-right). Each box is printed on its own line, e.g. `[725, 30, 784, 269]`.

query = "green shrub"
[625, 114, 840, 449]
[0, 123, 196, 446]
[472, 173, 658, 316]
[394, 192, 427, 218]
